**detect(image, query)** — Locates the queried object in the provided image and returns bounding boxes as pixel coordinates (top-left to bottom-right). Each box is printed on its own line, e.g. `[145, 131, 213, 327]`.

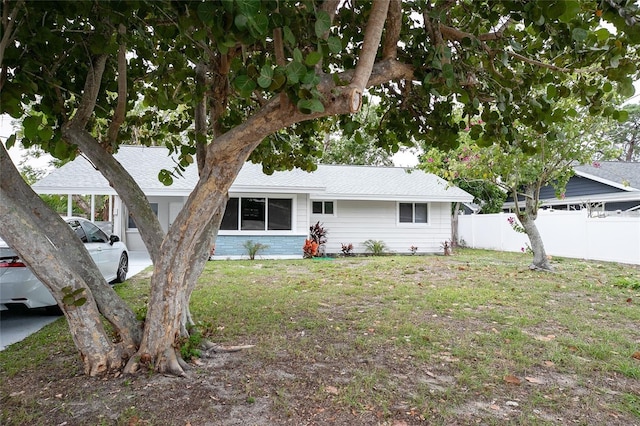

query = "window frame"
[397, 202, 430, 226]
[220, 195, 297, 234]
[311, 200, 336, 216]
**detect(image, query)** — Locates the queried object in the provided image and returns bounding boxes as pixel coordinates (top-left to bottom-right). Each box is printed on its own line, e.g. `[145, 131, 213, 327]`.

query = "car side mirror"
[109, 235, 120, 245]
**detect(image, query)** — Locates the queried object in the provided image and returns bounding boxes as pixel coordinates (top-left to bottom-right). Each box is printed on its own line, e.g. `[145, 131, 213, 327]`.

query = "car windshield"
[67, 220, 88, 242]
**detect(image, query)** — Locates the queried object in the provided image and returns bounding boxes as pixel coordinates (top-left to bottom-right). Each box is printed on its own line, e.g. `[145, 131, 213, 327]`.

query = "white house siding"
[312, 200, 452, 255]
[123, 195, 187, 251]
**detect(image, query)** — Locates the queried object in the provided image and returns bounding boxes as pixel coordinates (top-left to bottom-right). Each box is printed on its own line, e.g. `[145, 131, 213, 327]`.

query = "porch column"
[67, 194, 73, 217]
[90, 195, 95, 222]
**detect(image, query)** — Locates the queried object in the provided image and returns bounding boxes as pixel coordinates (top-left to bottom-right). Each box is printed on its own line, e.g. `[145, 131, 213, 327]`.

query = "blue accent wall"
[214, 235, 306, 257]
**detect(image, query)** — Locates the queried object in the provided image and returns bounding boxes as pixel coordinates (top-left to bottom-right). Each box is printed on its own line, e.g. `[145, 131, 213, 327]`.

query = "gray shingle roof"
[574, 161, 640, 191]
[33, 145, 472, 202]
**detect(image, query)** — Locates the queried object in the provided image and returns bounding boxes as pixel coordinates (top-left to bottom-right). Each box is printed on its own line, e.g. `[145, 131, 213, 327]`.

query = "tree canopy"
[1, 0, 639, 376]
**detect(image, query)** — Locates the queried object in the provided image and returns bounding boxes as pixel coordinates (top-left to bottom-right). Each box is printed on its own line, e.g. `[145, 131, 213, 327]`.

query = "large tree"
[1, 0, 639, 375]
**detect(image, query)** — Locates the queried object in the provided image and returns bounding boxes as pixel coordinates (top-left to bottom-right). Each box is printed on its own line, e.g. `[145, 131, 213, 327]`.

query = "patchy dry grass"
[1, 249, 639, 425]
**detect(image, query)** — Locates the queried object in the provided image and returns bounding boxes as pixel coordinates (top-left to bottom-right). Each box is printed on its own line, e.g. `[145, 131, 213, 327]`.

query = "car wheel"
[114, 252, 128, 283]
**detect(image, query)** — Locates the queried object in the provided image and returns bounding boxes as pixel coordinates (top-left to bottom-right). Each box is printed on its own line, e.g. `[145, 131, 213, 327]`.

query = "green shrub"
[613, 276, 640, 290]
[243, 240, 269, 260]
[362, 239, 387, 256]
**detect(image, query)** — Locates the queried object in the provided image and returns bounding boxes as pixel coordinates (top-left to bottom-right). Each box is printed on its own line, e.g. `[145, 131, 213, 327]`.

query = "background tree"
[321, 102, 394, 166]
[606, 104, 640, 161]
[422, 102, 621, 270]
[2, 0, 639, 376]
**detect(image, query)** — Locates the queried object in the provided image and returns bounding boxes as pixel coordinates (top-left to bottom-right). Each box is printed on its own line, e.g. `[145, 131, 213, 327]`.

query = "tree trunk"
[1, 144, 138, 374]
[451, 201, 460, 248]
[63, 127, 165, 264]
[519, 186, 553, 271]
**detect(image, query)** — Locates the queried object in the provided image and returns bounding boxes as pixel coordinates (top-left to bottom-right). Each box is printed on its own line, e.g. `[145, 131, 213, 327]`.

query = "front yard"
[1, 249, 639, 425]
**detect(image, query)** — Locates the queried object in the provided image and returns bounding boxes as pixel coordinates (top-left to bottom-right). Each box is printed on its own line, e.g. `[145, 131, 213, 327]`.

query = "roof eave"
[310, 193, 473, 202]
[575, 170, 639, 191]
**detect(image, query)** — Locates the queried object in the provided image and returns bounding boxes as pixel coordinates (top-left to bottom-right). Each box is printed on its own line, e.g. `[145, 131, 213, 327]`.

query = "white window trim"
[311, 200, 337, 217]
[219, 194, 298, 234]
[397, 201, 430, 226]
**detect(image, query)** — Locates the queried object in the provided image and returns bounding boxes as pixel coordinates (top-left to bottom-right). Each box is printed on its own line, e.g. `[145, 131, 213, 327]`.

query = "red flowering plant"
[303, 222, 328, 258]
[303, 239, 319, 258]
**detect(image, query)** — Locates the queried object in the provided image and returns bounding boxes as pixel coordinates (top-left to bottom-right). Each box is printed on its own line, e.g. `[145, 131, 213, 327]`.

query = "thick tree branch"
[439, 22, 601, 75]
[204, 58, 413, 170]
[0, 0, 23, 65]
[107, 24, 128, 148]
[320, 0, 341, 23]
[68, 54, 108, 129]
[382, 0, 402, 59]
[0, 0, 24, 90]
[64, 127, 166, 264]
[349, 0, 390, 112]
[273, 27, 288, 109]
[195, 62, 207, 175]
[507, 51, 572, 73]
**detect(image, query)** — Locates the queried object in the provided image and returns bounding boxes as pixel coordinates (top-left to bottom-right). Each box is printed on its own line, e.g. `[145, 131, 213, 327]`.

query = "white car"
[0, 217, 128, 311]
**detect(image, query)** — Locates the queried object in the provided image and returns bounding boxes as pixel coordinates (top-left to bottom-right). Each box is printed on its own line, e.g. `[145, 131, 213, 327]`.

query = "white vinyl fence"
[458, 210, 640, 265]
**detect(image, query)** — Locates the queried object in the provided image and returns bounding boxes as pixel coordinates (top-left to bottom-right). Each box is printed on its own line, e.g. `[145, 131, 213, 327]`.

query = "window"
[220, 198, 239, 230]
[67, 219, 108, 243]
[399, 202, 428, 224]
[268, 198, 292, 230]
[312, 201, 334, 215]
[221, 197, 293, 231]
[82, 221, 109, 243]
[128, 203, 158, 229]
[241, 198, 265, 230]
[68, 219, 88, 242]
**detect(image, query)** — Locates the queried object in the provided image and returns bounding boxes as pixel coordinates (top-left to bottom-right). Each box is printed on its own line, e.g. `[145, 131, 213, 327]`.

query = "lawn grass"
[1, 249, 639, 425]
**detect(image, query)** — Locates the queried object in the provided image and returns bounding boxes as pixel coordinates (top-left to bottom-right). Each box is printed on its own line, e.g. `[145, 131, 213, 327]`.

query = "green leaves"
[286, 62, 307, 84]
[61, 286, 87, 308]
[257, 65, 274, 88]
[572, 28, 588, 42]
[158, 169, 174, 186]
[315, 10, 331, 37]
[23, 115, 43, 141]
[297, 99, 324, 114]
[234, 75, 257, 97]
[327, 37, 342, 54]
[305, 51, 322, 67]
[196, 2, 216, 24]
[236, 0, 260, 16]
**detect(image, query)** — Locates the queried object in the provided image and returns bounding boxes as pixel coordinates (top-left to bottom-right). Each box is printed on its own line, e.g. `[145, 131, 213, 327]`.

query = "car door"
[67, 220, 106, 278]
[79, 220, 119, 281]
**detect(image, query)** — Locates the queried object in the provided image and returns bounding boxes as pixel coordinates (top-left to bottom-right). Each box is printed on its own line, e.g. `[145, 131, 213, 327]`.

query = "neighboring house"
[503, 161, 640, 214]
[32, 145, 473, 258]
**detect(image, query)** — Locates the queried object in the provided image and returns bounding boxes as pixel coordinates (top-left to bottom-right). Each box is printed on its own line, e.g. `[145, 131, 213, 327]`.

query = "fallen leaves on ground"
[325, 385, 339, 395]
[534, 334, 556, 342]
[504, 375, 521, 385]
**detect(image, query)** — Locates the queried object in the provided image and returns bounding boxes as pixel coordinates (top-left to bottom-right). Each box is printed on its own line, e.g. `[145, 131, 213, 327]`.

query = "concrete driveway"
[0, 251, 152, 351]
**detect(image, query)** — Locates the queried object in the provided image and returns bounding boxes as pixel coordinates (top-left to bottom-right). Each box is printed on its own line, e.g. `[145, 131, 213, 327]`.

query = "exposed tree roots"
[529, 262, 555, 272]
[202, 340, 256, 354]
